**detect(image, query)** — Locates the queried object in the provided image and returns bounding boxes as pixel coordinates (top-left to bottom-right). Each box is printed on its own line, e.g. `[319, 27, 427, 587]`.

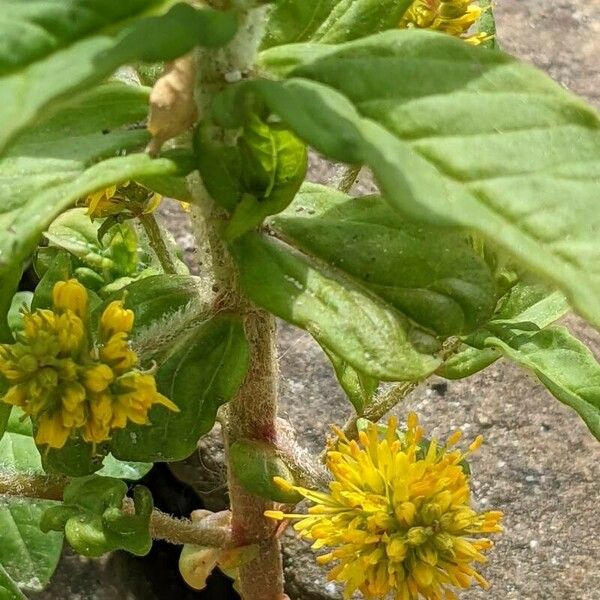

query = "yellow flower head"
[400, 0, 492, 45]
[83, 181, 162, 219]
[0, 279, 178, 449]
[267, 415, 502, 600]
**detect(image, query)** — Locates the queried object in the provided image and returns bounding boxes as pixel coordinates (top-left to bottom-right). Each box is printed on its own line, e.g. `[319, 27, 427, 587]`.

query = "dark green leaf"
[226, 119, 307, 240]
[111, 315, 250, 462]
[0, 265, 21, 344]
[272, 183, 496, 336]
[0, 1, 236, 155]
[232, 31, 600, 329]
[231, 233, 440, 381]
[229, 440, 302, 504]
[30, 251, 72, 312]
[41, 436, 105, 478]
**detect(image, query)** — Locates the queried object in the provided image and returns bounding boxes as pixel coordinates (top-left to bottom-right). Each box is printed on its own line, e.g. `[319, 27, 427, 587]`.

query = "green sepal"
[41, 476, 153, 558]
[229, 439, 303, 504]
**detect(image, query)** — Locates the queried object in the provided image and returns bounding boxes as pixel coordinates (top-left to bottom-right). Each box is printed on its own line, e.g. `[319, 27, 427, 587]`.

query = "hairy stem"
[0, 472, 232, 548]
[190, 6, 285, 598]
[139, 213, 177, 274]
[226, 311, 284, 600]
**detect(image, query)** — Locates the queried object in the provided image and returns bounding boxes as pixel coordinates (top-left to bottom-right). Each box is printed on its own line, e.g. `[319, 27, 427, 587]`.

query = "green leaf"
[321, 346, 378, 414]
[0, 265, 21, 344]
[482, 326, 600, 440]
[41, 476, 153, 557]
[225, 119, 307, 240]
[229, 30, 600, 330]
[6, 293, 33, 336]
[0, 404, 10, 442]
[272, 183, 496, 336]
[0, 81, 194, 288]
[97, 455, 152, 481]
[0, 564, 26, 600]
[261, 0, 413, 48]
[0, 410, 63, 593]
[231, 233, 440, 381]
[229, 440, 302, 504]
[0, 1, 237, 155]
[30, 251, 72, 312]
[111, 315, 250, 462]
[438, 281, 570, 380]
[477, 0, 498, 50]
[41, 436, 105, 478]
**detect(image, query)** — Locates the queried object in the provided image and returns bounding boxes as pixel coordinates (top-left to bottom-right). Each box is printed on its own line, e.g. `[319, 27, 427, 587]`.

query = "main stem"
[227, 311, 283, 600]
[190, 6, 284, 598]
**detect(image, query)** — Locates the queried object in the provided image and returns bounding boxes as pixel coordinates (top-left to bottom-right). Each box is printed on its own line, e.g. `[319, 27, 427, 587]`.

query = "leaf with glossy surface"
[111, 316, 250, 462]
[272, 183, 496, 336]
[232, 30, 600, 329]
[0, 1, 236, 155]
[231, 233, 440, 381]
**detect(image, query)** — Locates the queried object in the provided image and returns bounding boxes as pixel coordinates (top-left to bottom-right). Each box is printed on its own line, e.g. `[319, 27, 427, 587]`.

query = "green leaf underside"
[0, 1, 236, 155]
[262, 0, 413, 48]
[0, 81, 193, 284]
[272, 183, 496, 336]
[247, 30, 600, 329]
[111, 316, 250, 462]
[484, 327, 600, 440]
[0, 412, 63, 593]
[231, 233, 440, 381]
[438, 281, 570, 380]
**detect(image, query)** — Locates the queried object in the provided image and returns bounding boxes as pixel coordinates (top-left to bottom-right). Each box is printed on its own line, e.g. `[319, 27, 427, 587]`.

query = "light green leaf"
[0, 564, 26, 600]
[231, 233, 440, 381]
[438, 281, 570, 380]
[41, 476, 153, 558]
[6, 293, 32, 336]
[229, 30, 600, 330]
[483, 327, 600, 440]
[261, 0, 413, 48]
[477, 0, 498, 49]
[272, 183, 496, 336]
[0, 81, 194, 293]
[111, 315, 250, 462]
[0, 1, 236, 155]
[97, 455, 152, 481]
[0, 411, 63, 593]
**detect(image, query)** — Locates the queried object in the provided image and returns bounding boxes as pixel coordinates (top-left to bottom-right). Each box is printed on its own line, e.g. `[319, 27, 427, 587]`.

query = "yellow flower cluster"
[267, 415, 502, 600]
[0, 280, 177, 449]
[400, 0, 492, 45]
[84, 182, 162, 219]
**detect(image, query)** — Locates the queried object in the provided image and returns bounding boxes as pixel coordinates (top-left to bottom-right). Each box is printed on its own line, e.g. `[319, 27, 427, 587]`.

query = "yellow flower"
[82, 181, 163, 219]
[400, 0, 492, 45]
[0, 279, 178, 449]
[266, 415, 502, 600]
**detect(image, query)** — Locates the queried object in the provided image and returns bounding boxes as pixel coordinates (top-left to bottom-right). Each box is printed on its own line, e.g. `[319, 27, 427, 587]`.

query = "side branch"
[0, 472, 232, 548]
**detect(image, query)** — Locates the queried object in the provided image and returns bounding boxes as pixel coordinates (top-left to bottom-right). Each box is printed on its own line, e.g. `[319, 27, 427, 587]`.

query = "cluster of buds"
[0, 280, 177, 449]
